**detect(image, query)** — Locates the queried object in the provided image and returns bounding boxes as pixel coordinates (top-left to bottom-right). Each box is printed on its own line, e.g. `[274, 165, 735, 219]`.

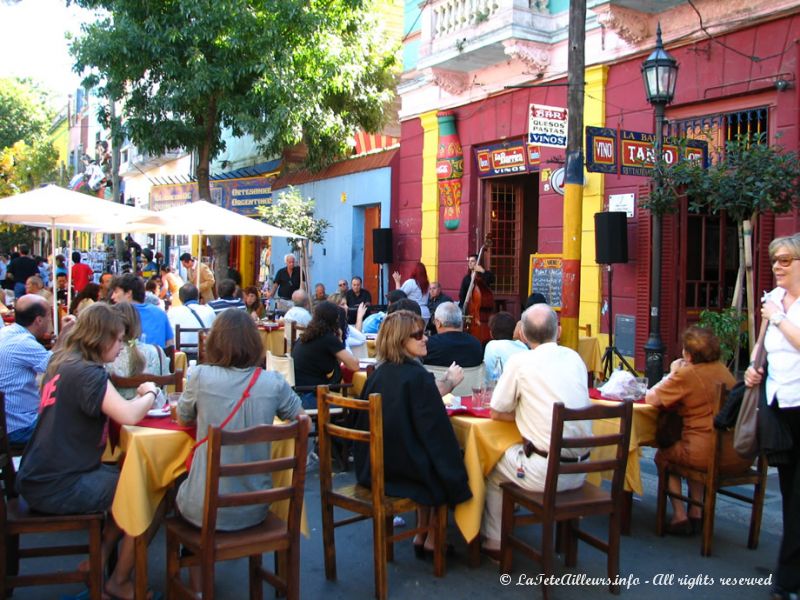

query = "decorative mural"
[436, 111, 464, 230]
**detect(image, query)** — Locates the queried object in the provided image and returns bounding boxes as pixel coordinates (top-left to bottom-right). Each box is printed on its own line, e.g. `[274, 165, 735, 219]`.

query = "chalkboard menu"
[529, 254, 563, 310]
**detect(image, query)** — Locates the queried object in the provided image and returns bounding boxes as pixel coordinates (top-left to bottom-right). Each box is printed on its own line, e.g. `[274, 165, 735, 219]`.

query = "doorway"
[363, 206, 381, 303]
[483, 174, 539, 317]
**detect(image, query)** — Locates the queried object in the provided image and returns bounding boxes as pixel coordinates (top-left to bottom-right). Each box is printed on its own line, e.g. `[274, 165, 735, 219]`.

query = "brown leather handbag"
[734, 321, 767, 459]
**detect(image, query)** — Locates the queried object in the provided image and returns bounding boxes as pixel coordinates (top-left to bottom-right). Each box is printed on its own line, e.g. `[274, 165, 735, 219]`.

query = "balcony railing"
[417, 0, 557, 74]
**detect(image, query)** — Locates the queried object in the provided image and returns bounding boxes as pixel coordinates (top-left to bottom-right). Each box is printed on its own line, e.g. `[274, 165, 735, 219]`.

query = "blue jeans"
[300, 391, 318, 410]
[21, 464, 119, 515]
[8, 422, 36, 445]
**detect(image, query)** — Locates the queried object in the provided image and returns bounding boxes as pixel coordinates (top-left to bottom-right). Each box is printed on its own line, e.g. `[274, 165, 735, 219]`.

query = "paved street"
[9, 447, 784, 600]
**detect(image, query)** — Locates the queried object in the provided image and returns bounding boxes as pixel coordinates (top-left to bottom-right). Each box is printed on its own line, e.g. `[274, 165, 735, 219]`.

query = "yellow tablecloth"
[586, 399, 658, 495]
[449, 416, 522, 542]
[578, 336, 603, 379]
[112, 424, 308, 538]
[259, 327, 285, 357]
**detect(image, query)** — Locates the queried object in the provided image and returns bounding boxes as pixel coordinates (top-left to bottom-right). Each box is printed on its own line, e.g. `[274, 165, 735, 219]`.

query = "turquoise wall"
[271, 167, 392, 294]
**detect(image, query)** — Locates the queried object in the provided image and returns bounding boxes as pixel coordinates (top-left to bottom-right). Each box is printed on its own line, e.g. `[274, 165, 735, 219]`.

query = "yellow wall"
[419, 110, 440, 280]
[580, 64, 608, 350]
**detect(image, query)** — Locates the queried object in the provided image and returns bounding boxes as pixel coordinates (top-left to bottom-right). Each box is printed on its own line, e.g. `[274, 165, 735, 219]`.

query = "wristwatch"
[769, 312, 786, 326]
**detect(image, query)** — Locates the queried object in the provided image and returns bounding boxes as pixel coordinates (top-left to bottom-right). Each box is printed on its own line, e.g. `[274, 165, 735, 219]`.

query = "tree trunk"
[743, 216, 756, 352]
[195, 97, 229, 284]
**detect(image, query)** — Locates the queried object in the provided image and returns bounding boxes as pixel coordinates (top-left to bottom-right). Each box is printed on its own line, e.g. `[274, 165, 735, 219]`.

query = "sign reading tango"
[586, 126, 708, 176]
[473, 139, 541, 178]
[150, 173, 279, 216]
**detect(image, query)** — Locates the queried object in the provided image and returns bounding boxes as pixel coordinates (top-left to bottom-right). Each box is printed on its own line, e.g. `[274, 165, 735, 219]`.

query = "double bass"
[462, 236, 494, 344]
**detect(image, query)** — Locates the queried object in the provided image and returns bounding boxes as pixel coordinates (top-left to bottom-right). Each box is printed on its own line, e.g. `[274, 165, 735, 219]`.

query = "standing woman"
[355, 310, 471, 555]
[745, 234, 800, 600]
[16, 302, 161, 600]
[392, 261, 431, 320]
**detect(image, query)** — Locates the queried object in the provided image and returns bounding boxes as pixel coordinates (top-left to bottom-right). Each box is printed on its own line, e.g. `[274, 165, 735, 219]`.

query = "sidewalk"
[11, 452, 783, 599]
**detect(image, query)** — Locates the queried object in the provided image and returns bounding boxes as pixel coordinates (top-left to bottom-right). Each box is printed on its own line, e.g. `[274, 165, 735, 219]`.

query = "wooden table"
[113, 421, 306, 599]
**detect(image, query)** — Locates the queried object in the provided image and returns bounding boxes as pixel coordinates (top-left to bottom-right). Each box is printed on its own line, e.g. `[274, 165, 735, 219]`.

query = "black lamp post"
[641, 22, 678, 386]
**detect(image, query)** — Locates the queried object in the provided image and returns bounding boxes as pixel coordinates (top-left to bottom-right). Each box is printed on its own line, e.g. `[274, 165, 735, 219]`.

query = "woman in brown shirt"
[646, 326, 752, 534]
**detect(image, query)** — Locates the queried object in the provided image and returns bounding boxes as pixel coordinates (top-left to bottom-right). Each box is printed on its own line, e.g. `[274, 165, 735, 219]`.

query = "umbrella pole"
[50, 220, 58, 336]
[68, 227, 74, 309]
[196, 233, 202, 289]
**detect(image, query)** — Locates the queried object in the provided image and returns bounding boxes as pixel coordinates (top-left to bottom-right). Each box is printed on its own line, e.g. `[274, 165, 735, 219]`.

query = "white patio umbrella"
[126, 200, 303, 288]
[0, 185, 159, 332]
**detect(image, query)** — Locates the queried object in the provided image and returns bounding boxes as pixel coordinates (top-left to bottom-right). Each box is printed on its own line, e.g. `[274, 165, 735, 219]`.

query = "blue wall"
[271, 167, 392, 298]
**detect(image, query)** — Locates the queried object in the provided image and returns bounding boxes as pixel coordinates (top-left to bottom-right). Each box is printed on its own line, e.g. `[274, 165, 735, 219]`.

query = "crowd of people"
[0, 238, 797, 600]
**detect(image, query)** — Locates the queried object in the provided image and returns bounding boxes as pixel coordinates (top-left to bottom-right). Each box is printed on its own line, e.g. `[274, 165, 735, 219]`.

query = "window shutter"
[634, 186, 652, 371]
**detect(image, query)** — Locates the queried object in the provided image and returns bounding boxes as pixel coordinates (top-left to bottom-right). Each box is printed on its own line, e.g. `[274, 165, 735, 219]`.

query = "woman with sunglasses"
[745, 234, 800, 600]
[354, 310, 471, 557]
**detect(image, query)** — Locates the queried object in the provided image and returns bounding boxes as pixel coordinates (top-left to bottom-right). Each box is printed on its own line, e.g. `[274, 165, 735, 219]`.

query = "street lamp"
[641, 22, 678, 386]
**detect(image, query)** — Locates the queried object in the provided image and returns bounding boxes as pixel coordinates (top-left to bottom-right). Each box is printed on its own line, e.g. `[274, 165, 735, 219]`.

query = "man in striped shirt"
[0, 295, 55, 444]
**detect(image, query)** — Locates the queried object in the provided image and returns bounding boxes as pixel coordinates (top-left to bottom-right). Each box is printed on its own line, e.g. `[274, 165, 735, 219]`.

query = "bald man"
[0, 295, 59, 443]
[479, 303, 591, 557]
[282, 289, 312, 327]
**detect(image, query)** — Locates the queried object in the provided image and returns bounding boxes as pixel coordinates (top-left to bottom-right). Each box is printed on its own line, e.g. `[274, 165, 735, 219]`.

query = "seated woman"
[243, 285, 265, 321]
[107, 301, 169, 400]
[483, 311, 528, 384]
[355, 310, 472, 556]
[291, 300, 359, 408]
[69, 282, 100, 317]
[646, 325, 753, 534]
[175, 308, 303, 531]
[17, 302, 161, 600]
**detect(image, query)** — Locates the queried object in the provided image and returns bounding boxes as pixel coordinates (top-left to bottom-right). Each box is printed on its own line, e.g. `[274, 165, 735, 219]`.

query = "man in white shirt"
[480, 303, 591, 556]
[282, 289, 312, 327]
[167, 283, 216, 360]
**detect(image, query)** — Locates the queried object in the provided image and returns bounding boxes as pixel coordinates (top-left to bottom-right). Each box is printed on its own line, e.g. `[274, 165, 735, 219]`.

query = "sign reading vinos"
[586, 126, 708, 175]
[473, 138, 541, 178]
[528, 104, 568, 148]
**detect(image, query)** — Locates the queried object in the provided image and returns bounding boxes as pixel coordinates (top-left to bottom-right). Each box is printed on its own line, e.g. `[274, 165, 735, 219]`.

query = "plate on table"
[146, 407, 170, 418]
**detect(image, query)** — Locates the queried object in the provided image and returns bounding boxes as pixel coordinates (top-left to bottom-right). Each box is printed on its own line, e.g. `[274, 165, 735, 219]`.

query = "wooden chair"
[283, 320, 306, 355]
[423, 363, 484, 396]
[578, 323, 592, 337]
[0, 393, 105, 600]
[266, 350, 295, 386]
[109, 369, 185, 395]
[655, 384, 768, 556]
[499, 401, 633, 599]
[317, 386, 447, 600]
[165, 415, 310, 599]
[174, 324, 210, 361]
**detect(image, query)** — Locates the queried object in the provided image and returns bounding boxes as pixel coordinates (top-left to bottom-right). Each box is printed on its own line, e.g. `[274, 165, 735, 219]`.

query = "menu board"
[529, 254, 563, 310]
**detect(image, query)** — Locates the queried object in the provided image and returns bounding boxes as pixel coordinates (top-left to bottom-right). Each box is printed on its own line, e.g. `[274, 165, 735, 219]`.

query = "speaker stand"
[601, 264, 637, 380]
[378, 263, 385, 305]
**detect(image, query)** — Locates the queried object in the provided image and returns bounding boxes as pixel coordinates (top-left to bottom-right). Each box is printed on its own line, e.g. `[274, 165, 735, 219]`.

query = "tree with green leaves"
[0, 77, 53, 149]
[643, 134, 800, 351]
[70, 0, 398, 277]
[258, 185, 330, 292]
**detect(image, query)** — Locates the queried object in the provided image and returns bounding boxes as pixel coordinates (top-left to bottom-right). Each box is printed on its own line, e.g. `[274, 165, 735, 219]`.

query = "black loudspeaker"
[594, 212, 629, 264]
[373, 228, 393, 264]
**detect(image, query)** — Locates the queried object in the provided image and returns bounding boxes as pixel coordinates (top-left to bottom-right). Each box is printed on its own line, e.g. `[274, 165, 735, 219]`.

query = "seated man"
[345, 275, 372, 307]
[208, 279, 246, 315]
[423, 301, 482, 368]
[282, 289, 312, 327]
[480, 303, 590, 556]
[0, 295, 57, 444]
[168, 283, 216, 360]
[111, 273, 174, 356]
[25, 275, 53, 304]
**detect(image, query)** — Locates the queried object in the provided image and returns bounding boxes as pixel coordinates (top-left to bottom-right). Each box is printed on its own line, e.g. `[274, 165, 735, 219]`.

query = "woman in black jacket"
[355, 310, 471, 556]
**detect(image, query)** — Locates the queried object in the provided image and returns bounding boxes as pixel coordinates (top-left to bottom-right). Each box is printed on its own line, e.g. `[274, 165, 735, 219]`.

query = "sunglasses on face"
[772, 255, 800, 267]
[409, 329, 425, 341]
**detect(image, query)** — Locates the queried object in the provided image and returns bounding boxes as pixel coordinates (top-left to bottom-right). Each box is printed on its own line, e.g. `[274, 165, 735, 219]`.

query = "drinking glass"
[168, 392, 181, 422]
[471, 386, 484, 409]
